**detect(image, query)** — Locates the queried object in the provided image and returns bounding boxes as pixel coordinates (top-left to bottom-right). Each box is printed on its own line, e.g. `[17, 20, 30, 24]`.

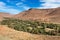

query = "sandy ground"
[0, 25, 60, 40]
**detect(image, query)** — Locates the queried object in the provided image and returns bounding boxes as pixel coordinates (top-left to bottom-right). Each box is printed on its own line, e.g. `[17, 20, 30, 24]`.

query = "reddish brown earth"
[14, 7, 60, 23]
[0, 25, 60, 40]
[0, 7, 60, 23]
[0, 8, 60, 40]
[0, 12, 12, 21]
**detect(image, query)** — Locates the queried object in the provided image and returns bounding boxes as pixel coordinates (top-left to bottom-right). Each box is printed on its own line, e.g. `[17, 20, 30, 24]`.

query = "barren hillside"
[14, 7, 60, 23]
[0, 12, 12, 21]
[0, 25, 60, 40]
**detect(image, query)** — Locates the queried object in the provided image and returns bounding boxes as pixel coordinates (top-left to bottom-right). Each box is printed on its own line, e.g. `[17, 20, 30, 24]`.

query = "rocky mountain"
[14, 7, 60, 23]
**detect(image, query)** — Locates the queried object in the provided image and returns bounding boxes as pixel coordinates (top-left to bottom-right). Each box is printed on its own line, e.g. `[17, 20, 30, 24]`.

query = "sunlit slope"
[0, 25, 60, 40]
[14, 7, 60, 23]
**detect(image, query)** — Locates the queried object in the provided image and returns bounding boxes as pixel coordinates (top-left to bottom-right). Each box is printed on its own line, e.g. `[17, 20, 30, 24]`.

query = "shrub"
[1, 18, 60, 36]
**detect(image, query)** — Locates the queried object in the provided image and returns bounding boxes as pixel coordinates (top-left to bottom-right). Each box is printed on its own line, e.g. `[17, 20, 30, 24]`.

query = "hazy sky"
[0, 0, 60, 14]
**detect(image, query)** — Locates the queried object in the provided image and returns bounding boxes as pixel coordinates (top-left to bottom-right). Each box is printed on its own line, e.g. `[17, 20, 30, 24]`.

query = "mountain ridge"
[13, 7, 60, 23]
[0, 7, 60, 23]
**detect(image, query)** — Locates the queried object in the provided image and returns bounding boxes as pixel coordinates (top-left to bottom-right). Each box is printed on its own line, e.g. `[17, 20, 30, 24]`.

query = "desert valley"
[0, 7, 60, 40]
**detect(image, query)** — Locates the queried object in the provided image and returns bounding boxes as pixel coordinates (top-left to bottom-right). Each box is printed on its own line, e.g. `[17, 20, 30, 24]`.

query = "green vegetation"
[1, 18, 60, 36]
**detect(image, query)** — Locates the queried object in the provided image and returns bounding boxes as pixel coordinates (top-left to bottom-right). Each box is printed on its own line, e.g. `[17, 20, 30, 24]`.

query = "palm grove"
[0, 17, 60, 36]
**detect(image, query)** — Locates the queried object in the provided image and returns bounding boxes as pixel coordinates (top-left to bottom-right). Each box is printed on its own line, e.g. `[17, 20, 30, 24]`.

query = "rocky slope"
[14, 7, 60, 23]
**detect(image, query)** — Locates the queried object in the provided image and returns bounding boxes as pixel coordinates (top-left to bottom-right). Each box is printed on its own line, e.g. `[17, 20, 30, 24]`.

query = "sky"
[0, 0, 60, 14]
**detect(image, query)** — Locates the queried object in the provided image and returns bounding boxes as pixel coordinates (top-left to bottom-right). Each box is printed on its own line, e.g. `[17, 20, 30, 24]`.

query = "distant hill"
[14, 7, 60, 23]
[0, 12, 12, 21]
